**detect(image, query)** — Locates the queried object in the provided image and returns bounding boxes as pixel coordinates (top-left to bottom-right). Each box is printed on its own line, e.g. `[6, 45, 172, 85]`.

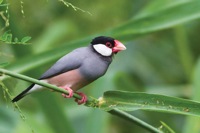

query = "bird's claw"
[61, 86, 73, 98]
[61, 86, 87, 105]
[75, 92, 87, 105]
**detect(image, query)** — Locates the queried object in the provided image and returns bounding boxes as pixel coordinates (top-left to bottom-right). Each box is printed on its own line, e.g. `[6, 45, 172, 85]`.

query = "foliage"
[58, 0, 92, 15]
[0, 0, 31, 45]
[0, 62, 8, 67]
[100, 91, 200, 116]
[0, 31, 31, 44]
[1, 0, 200, 133]
[159, 121, 175, 133]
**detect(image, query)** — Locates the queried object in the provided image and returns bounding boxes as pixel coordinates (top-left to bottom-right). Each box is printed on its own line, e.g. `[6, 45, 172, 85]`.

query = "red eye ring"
[106, 42, 112, 48]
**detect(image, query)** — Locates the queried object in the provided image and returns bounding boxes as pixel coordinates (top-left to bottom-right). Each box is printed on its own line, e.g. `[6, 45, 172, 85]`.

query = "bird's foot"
[61, 86, 73, 98]
[75, 92, 87, 105]
[61, 86, 87, 105]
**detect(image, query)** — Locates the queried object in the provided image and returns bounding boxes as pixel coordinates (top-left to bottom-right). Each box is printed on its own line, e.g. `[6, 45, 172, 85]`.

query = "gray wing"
[40, 47, 87, 79]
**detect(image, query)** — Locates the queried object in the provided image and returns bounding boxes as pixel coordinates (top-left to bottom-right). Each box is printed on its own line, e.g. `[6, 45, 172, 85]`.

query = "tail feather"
[12, 84, 35, 102]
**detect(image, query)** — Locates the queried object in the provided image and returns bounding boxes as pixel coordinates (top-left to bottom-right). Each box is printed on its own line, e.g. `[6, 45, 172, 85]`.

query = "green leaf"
[0, 31, 9, 41]
[14, 37, 19, 43]
[6, 34, 12, 43]
[183, 58, 200, 132]
[0, 31, 31, 44]
[135, 0, 191, 19]
[160, 121, 176, 133]
[0, 62, 9, 67]
[0, 31, 12, 43]
[99, 91, 200, 117]
[21, 36, 31, 43]
[109, 0, 200, 40]
[0, 4, 8, 7]
[0, 0, 3, 4]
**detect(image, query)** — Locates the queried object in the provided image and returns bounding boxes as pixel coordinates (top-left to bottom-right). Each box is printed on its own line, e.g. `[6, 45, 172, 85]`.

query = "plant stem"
[174, 25, 194, 80]
[109, 109, 162, 133]
[0, 68, 82, 100]
[0, 68, 161, 133]
[183, 59, 200, 133]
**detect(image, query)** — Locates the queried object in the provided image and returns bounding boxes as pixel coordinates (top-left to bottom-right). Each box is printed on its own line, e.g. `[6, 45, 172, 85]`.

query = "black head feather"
[91, 36, 115, 48]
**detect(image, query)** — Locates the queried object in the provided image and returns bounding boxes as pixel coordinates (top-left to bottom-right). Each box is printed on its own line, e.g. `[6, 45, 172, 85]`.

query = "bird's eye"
[106, 42, 112, 48]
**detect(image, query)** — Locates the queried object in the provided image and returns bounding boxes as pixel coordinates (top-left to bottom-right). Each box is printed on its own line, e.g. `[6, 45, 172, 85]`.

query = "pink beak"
[113, 40, 126, 53]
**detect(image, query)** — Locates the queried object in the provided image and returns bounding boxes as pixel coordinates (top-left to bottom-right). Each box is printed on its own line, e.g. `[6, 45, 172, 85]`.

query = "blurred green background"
[1, 0, 200, 133]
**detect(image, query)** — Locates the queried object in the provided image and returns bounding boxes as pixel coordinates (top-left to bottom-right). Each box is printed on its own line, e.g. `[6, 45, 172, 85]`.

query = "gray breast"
[79, 48, 112, 81]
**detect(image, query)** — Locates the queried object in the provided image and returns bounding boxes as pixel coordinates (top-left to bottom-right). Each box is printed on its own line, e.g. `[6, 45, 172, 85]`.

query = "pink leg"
[75, 92, 87, 105]
[61, 86, 73, 98]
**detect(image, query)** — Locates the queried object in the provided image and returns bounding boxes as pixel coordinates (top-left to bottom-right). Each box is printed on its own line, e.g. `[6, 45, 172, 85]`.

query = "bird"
[12, 36, 126, 105]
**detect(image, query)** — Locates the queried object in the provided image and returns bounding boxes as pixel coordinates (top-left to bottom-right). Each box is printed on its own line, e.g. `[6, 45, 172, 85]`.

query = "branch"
[109, 109, 162, 133]
[0, 68, 162, 133]
[0, 68, 83, 100]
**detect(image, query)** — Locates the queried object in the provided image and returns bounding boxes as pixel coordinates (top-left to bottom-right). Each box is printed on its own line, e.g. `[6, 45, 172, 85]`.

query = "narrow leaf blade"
[21, 36, 32, 43]
[6, 34, 12, 43]
[0, 62, 9, 67]
[0, 31, 10, 41]
[109, 0, 200, 40]
[100, 91, 200, 117]
[160, 121, 176, 133]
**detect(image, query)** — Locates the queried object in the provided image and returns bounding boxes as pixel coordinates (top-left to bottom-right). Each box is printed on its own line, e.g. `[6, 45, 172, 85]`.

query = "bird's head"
[91, 36, 126, 56]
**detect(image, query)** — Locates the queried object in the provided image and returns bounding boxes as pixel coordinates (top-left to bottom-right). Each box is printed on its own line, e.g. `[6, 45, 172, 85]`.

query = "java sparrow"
[12, 36, 126, 104]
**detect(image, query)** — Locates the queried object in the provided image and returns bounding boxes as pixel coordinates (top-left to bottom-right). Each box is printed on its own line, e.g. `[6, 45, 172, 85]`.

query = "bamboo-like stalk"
[174, 25, 194, 80]
[0, 68, 162, 133]
[109, 109, 162, 133]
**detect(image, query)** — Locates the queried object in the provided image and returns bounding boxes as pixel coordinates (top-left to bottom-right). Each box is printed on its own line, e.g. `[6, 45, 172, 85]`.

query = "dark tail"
[12, 84, 35, 102]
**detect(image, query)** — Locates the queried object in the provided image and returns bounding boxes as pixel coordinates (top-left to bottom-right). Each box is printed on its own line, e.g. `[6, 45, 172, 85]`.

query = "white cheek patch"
[93, 44, 112, 56]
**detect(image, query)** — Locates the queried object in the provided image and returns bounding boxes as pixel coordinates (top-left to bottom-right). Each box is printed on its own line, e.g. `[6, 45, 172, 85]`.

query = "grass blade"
[100, 91, 200, 117]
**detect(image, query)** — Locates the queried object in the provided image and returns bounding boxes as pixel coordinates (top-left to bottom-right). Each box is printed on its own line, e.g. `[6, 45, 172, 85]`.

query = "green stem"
[174, 25, 194, 80]
[183, 59, 200, 133]
[0, 68, 161, 133]
[0, 68, 82, 100]
[109, 109, 162, 133]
